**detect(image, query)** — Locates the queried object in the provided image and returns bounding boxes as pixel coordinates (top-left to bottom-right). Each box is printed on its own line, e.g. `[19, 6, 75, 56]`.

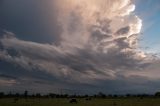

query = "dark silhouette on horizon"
[0, 90, 160, 99]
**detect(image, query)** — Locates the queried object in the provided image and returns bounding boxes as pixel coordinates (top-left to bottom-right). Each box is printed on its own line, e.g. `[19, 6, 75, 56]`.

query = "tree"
[15, 93, 20, 97]
[98, 92, 106, 98]
[155, 92, 160, 97]
[24, 90, 28, 98]
[48, 93, 56, 98]
[0, 92, 4, 98]
[35, 93, 41, 98]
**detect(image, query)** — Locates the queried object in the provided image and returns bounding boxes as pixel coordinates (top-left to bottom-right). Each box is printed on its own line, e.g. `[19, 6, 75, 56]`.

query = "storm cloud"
[0, 0, 159, 94]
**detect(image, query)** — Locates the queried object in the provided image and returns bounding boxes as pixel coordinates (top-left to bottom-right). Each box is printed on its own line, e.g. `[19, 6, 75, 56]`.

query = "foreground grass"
[0, 98, 160, 106]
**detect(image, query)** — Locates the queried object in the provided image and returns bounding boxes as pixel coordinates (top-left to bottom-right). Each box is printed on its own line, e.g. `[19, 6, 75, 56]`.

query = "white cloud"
[54, 0, 143, 56]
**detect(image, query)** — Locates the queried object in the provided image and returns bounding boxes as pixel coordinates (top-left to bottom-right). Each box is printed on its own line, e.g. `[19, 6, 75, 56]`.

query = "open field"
[0, 98, 160, 106]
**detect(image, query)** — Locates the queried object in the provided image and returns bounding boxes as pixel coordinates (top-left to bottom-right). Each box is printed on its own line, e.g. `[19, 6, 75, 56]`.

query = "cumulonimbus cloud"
[0, 0, 159, 92]
[55, 0, 142, 54]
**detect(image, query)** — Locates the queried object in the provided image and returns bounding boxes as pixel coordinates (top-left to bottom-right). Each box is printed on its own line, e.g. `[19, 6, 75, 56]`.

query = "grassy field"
[0, 98, 160, 106]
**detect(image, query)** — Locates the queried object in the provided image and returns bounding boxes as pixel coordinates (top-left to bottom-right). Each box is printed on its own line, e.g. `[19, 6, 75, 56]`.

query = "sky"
[0, 0, 160, 94]
[135, 0, 160, 53]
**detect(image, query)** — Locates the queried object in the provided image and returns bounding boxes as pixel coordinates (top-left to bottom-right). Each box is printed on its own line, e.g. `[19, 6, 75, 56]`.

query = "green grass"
[0, 98, 160, 106]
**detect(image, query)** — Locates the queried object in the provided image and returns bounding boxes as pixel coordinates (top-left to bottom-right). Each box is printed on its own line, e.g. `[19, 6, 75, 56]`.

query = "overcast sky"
[0, 0, 160, 94]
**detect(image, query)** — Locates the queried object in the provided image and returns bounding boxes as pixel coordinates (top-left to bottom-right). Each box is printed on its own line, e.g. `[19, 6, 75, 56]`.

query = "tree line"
[0, 91, 160, 98]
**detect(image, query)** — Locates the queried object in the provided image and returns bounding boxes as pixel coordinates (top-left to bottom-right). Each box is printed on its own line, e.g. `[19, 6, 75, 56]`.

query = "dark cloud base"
[0, 31, 158, 94]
